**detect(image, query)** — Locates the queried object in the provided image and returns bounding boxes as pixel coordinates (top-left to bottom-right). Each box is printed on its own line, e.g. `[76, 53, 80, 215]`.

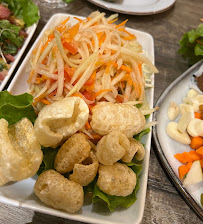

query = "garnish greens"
[0, 0, 40, 27]
[178, 23, 203, 65]
[0, 91, 36, 124]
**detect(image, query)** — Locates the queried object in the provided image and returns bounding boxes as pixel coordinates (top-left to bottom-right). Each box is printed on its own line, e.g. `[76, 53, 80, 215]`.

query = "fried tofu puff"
[34, 97, 89, 147]
[69, 151, 99, 186]
[0, 118, 42, 186]
[54, 133, 91, 174]
[90, 102, 145, 138]
[34, 170, 84, 213]
[96, 131, 130, 165]
[97, 163, 137, 197]
[121, 138, 144, 163]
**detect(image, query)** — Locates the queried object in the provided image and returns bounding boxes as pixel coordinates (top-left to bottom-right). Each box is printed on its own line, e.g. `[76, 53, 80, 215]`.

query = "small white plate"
[6, 13, 155, 224]
[153, 60, 203, 220]
[87, 0, 176, 15]
[0, 22, 38, 91]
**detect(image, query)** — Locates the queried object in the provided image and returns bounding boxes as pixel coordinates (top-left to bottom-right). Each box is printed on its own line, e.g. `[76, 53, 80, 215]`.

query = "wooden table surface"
[1, 0, 203, 223]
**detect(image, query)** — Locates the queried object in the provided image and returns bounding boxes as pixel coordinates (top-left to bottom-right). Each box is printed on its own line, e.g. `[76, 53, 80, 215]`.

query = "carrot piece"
[115, 19, 128, 28]
[91, 134, 102, 140]
[178, 162, 193, 179]
[60, 17, 70, 26]
[63, 41, 78, 54]
[190, 136, 203, 149]
[174, 150, 202, 164]
[194, 112, 201, 119]
[196, 146, 203, 155]
[85, 121, 91, 130]
[108, 18, 118, 24]
[120, 64, 132, 73]
[95, 89, 113, 98]
[41, 99, 51, 105]
[137, 62, 143, 76]
[73, 17, 83, 22]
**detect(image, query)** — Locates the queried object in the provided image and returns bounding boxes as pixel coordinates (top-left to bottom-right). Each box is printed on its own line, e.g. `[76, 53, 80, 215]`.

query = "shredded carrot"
[120, 64, 132, 73]
[174, 150, 202, 164]
[196, 146, 203, 155]
[200, 160, 203, 168]
[41, 34, 55, 52]
[194, 112, 202, 119]
[178, 162, 193, 179]
[115, 19, 128, 28]
[190, 136, 203, 149]
[137, 62, 143, 77]
[72, 93, 83, 98]
[85, 121, 91, 130]
[116, 95, 124, 103]
[41, 99, 51, 105]
[74, 17, 83, 22]
[95, 89, 113, 98]
[61, 17, 70, 25]
[108, 18, 118, 24]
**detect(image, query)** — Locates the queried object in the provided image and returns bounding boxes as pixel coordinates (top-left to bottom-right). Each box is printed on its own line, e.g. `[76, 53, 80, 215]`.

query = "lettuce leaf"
[92, 162, 142, 211]
[178, 23, 203, 65]
[0, 91, 36, 124]
[0, 0, 40, 27]
[37, 147, 59, 176]
[134, 128, 150, 142]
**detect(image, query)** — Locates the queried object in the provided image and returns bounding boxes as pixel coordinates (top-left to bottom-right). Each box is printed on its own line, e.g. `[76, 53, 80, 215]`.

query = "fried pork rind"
[69, 151, 99, 186]
[121, 138, 140, 163]
[34, 97, 89, 147]
[34, 170, 84, 213]
[97, 163, 137, 197]
[96, 131, 130, 165]
[0, 118, 42, 186]
[90, 102, 145, 138]
[54, 133, 91, 174]
[133, 140, 145, 161]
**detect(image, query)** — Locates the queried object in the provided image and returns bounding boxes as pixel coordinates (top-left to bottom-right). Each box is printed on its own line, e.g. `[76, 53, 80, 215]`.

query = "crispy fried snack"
[69, 151, 99, 186]
[133, 140, 145, 161]
[54, 133, 91, 174]
[0, 118, 42, 186]
[90, 102, 145, 138]
[34, 97, 89, 147]
[121, 138, 140, 163]
[97, 163, 137, 197]
[96, 131, 130, 165]
[34, 170, 84, 213]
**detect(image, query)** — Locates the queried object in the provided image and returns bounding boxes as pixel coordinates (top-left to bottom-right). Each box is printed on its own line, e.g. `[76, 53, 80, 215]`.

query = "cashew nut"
[167, 102, 179, 121]
[166, 122, 191, 145]
[187, 118, 203, 137]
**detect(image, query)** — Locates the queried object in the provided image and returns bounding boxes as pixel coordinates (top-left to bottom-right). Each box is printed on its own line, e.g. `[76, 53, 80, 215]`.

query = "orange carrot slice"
[190, 136, 203, 149]
[178, 162, 193, 179]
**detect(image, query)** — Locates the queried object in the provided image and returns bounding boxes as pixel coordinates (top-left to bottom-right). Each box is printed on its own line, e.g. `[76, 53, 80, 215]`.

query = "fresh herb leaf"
[0, 0, 40, 27]
[178, 23, 203, 65]
[92, 162, 142, 211]
[0, 91, 36, 124]
[134, 128, 150, 142]
[37, 147, 59, 176]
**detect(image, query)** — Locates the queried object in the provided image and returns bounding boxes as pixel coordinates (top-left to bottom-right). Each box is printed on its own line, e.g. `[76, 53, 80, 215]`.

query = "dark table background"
[1, 0, 203, 223]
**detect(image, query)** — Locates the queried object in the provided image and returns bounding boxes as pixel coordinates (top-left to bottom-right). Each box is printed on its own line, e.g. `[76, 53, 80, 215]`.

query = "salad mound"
[0, 0, 39, 82]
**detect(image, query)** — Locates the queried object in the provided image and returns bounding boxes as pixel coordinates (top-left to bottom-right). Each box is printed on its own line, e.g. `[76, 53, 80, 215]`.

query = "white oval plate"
[153, 60, 203, 220]
[0, 22, 38, 91]
[6, 13, 155, 224]
[87, 0, 176, 15]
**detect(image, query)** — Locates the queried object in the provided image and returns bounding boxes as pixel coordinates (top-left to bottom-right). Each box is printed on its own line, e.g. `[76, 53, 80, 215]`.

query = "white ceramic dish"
[6, 13, 155, 224]
[153, 60, 203, 220]
[0, 22, 38, 91]
[87, 0, 176, 15]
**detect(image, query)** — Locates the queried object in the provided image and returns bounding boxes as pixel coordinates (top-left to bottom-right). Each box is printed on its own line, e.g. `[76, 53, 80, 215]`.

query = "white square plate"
[0, 22, 38, 91]
[6, 13, 155, 224]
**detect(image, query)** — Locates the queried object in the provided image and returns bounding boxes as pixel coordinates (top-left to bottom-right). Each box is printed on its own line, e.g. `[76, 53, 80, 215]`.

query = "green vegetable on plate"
[178, 23, 203, 65]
